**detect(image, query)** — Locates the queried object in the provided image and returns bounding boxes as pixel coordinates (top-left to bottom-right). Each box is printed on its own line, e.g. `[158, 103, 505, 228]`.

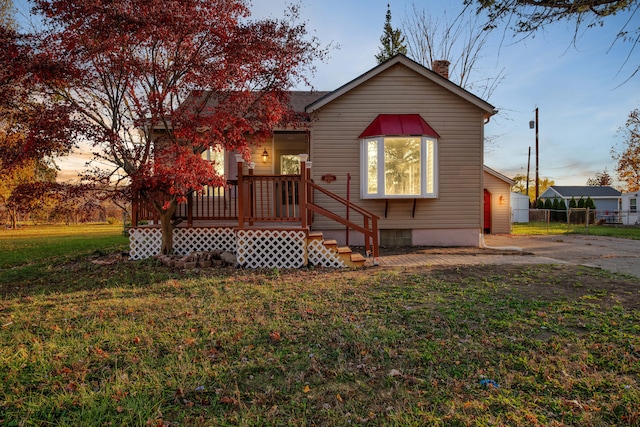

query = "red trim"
[358, 114, 440, 138]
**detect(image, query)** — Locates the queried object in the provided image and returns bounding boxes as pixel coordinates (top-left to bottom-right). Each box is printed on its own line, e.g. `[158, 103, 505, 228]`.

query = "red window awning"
[358, 114, 440, 138]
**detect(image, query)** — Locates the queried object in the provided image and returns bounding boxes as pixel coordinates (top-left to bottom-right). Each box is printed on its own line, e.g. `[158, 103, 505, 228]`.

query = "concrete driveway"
[484, 234, 640, 278]
[376, 234, 640, 279]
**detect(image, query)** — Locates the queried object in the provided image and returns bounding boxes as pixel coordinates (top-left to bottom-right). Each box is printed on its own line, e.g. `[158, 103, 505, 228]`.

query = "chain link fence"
[512, 208, 639, 234]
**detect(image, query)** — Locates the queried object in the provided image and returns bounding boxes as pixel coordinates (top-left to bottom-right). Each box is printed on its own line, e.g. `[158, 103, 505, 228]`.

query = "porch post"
[248, 162, 255, 226]
[187, 192, 193, 226]
[236, 155, 245, 229]
[131, 191, 138, 227]
[299, 154, 308, 229]
[306, 162, 313, 228]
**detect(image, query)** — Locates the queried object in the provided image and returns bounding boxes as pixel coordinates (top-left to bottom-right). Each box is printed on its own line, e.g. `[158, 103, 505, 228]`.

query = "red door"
[484, 189, 491, 234]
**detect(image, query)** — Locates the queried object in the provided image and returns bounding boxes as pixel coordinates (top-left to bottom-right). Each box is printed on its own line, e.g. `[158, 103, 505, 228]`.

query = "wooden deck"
[132, 156, 379, 260]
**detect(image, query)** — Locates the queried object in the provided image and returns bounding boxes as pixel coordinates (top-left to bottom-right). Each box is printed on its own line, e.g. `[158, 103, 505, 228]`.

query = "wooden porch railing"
[131, 181, 239, 226]
[131, 155, 379, 260]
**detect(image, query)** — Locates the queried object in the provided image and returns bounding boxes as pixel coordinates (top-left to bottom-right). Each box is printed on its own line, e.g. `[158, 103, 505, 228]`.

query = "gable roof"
[183, 90, 330, 115]
[305, 54, 497, 116]
[484, 166, 515, 185]
[540, 186, 622, 199]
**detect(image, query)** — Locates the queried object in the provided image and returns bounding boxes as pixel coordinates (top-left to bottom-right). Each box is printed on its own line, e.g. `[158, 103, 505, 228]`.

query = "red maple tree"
[30, 0, 327, 253]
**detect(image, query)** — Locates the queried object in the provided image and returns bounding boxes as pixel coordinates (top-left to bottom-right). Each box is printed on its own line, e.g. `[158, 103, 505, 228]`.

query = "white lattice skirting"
[307, 239, 347, 268]
[129, 227, 236, 260]
[236, 229, 307, 268]
[129, 227, 350, 268]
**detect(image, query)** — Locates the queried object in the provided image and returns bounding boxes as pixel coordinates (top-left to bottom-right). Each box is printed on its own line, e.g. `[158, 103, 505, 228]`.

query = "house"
[304, 55, 497, 247]
[539, 186, 622, 221]
[130, 54, 506, 266]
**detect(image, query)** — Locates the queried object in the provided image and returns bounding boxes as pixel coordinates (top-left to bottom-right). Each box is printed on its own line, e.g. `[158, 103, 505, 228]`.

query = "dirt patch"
[80, 249, 640, 312]
[428, 264, 640, 311]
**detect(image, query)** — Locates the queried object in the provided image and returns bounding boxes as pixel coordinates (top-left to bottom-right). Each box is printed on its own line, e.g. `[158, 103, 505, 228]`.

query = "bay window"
[361, 136, 437, 198]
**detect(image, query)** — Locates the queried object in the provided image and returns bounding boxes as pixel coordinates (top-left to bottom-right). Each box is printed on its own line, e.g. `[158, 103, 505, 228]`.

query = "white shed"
[511, 192, 530, 223]
[621, 192, 639, 225]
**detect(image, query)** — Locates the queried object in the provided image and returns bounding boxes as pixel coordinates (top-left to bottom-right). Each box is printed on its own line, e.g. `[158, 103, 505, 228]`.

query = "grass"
[513, 222, 640, 239]
[1, 225, 639, 426]
[0, 224, 129, 269]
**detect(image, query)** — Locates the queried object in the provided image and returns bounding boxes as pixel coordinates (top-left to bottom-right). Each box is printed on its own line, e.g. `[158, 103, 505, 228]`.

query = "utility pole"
[526, 146, 531, 205]
[535, 107, 539, 204]
[529, 107, 539, 205]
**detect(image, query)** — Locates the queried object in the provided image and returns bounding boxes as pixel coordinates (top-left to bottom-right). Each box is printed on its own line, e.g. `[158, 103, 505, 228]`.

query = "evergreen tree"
[585, 196, 597, 224]
[558, 198, 567, 222]
[577, 197, 586, 223]
[375, 3, 407, 64]
[569, 197, 577, 209]
[568, 197, 577, 223]
[552, 197, 560, 221]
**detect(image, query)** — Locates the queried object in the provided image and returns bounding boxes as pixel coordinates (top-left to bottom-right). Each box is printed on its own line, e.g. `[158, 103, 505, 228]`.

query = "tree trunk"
[156, 200, 177, 255]
[9, 208, 17, 229]
[160, 210, 175, 255]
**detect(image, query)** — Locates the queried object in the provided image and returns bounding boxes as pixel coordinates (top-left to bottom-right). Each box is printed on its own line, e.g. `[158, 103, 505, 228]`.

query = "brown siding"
[309, 63, 486, 231]
[483, 171, 512, 234]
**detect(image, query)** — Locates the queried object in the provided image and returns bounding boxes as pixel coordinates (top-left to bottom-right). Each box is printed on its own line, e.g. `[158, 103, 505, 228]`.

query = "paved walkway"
[375, 234, 640, 279]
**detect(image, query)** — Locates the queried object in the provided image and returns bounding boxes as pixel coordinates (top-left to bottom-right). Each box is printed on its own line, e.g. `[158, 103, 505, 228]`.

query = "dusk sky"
[13, 0, 640, 189]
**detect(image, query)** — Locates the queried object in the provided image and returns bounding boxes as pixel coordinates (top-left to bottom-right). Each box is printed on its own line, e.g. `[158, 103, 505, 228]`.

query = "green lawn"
[0, 224, 129, 269]
[513, 222, 640, 239]
[1, 225, 639, 426]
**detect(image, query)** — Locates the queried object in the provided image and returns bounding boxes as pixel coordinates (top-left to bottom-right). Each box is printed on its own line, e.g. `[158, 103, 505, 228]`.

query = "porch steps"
[307, 232, 367, 268]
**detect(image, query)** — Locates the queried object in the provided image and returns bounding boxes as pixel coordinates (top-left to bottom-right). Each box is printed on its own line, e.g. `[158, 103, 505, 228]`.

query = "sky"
[12, 0, 640, 189]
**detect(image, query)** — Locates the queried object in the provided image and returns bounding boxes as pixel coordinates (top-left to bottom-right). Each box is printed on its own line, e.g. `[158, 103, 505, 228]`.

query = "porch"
[129, 155, 379, 268]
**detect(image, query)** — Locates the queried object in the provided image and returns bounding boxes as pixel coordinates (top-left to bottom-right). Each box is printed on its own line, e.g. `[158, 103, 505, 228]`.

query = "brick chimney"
[432, 60, 450, 79]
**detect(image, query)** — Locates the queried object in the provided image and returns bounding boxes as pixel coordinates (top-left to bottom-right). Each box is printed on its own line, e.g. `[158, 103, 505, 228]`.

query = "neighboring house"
[539, 186, 622, 221]
[621, 192, 639, 225]
[131, 54, 507, 266]
[510, 192, 530, 223]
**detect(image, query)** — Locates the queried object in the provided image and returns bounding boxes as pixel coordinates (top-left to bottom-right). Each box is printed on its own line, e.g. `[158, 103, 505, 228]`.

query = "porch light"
[499, 195, 504, 205]
[262, 149, 269, 162]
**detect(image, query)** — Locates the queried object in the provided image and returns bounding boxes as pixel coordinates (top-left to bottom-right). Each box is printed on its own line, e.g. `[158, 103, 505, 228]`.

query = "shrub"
[558, 198, 567, 222]
[552, 198, 560, 221]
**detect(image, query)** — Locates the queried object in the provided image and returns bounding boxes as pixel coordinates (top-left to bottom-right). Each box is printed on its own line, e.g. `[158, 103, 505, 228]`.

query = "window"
[361, 136, 437, 198]
[202, 147, 225, 176]
[201, 147, 226, 195]
[631, 198, 637, 213]
[280, 154, 300, 175]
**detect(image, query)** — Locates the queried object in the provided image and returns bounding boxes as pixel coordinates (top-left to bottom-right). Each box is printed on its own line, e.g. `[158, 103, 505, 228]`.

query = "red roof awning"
[358, 114, 440, 138]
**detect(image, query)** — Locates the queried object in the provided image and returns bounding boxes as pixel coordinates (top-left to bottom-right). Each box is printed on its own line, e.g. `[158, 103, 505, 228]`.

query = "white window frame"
[631, 198, 637, 213]
[202, 147, 226, 177]
[360, 136, 438, 199]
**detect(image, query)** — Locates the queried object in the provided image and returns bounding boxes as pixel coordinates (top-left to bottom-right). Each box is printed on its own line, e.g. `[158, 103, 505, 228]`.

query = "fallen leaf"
[220, 396, 238, 405]
[336, 393, 343, 402]
[269, 331, 281, 342]
[303, 385, 311, 393]
[389, 369, 402, 377]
